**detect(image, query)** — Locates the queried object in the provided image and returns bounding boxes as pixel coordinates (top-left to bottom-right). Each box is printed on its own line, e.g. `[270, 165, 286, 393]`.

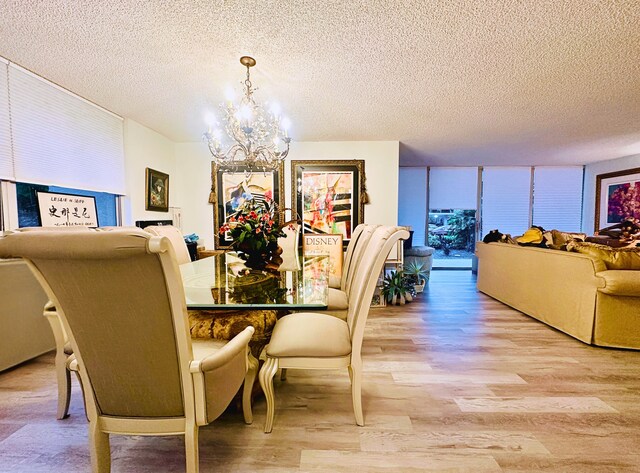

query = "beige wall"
[173, 140, 400, 249]
[122, 119, 177, 225]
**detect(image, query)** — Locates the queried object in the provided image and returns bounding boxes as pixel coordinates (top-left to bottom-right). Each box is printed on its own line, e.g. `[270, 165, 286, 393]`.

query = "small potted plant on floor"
[403, 261, 430, 294]
[381, 270, 414, 305]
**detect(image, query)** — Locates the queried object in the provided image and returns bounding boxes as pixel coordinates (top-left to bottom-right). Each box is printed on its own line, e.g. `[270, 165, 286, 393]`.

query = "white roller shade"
[398, 167, 427, 246]
[429, 167, 478, 209]
[9, 64, 125, 194]
[533, 167, 583, 232]
[0, 60, 12, 180]
[482, 167, 532, 237]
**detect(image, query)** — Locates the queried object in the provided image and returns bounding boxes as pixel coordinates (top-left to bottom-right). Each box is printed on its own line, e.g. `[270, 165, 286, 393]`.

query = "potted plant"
[381, 270, 413, 305]
[403, 261, 430, 293]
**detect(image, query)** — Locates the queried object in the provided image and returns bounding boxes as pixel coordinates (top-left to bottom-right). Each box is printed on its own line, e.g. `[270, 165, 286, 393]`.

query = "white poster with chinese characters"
[37, 191, 99, 227]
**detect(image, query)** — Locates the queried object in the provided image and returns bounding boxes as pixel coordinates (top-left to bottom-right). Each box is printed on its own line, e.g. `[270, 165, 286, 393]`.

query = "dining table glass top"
[180, 251, 330, 310]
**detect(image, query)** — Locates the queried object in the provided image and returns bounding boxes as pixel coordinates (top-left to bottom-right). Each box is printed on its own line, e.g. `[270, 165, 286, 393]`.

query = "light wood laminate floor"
[1, 271, 640, 472]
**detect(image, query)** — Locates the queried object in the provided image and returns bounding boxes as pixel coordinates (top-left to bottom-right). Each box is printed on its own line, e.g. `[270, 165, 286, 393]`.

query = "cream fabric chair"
[259, 226, 409, 433]
[0, 229, 254, 473]
[15, 226, 94, 420]
[278, 222, 301, 271]
[325, 224, 380, 318]
[145, 225, 192, 265]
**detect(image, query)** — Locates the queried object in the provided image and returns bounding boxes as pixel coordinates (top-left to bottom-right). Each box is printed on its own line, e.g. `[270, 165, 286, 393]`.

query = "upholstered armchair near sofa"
[476, 242, 640, 349]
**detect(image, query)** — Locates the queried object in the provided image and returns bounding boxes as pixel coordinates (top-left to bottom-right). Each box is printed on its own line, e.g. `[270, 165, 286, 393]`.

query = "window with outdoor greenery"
[16, 182, 118, 228]
[428, 209, 476, 261]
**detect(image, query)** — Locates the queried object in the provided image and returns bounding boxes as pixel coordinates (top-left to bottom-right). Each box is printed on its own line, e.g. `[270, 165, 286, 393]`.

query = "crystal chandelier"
[204, 56, 291, 173]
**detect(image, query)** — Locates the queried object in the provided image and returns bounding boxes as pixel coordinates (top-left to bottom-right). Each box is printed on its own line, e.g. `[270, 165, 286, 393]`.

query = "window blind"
[398, 167, 427, 246]
[532, 166, 583, 232]
[0, 60, 12, 180]
[8, 64, 126, 194]
[429, 167, 478, 210]
[481, 167, 532, 237]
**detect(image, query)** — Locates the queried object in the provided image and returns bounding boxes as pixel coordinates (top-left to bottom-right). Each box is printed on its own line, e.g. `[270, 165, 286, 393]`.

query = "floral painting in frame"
[595, 167, 640, 232]
[211, 162, 284, 248]
[292, 160, 365, 245]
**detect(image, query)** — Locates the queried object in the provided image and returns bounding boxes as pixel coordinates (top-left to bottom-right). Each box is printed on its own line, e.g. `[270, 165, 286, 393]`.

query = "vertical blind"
[481, 167, 532, 237]
[8, 63, 126, 194]
[532, 167, 583, 232]
[429, 167, 478, 209]
[398, 167, 427, 246]
[0, 60, 12, 180]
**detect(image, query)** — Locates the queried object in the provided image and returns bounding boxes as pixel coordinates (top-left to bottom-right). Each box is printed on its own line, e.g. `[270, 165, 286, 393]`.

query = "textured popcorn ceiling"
[1, 0, 639, 165]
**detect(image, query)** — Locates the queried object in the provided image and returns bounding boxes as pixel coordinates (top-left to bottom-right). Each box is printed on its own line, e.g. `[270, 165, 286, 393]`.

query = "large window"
[481, 167, 532, 237]
[532, 167, 583, 232]
[16, 182, 117, 228]
[398, 168, 427, 246]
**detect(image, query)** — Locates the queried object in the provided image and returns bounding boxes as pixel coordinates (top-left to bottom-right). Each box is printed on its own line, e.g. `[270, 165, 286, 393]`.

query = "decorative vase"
[236, 240, 282, 270]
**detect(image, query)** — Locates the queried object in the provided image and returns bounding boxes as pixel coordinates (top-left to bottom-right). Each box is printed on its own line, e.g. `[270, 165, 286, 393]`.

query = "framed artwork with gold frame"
[210, 162, 285, 249]
[145, 168, 169, 212]
[291, 160, 365, 246]
[595, 167, 640, 232]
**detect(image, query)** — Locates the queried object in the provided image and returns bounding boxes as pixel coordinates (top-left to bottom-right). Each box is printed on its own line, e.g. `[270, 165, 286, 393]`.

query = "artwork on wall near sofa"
[145, 167, 169, 212]
[291, 160, 365, 245]
[210, 162, 284, 248]
[595, 167, 640, 231]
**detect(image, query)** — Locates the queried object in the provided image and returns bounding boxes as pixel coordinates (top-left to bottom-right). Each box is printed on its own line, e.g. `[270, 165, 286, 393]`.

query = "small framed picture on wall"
[145, 168, 170, 212]
[595, 167, 640, 232]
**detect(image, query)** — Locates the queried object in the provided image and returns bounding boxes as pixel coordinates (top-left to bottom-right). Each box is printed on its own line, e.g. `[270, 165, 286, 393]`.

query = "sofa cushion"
[596, 271, 640, 297]
[551, 229, 587, 247]
[569, 241, 640, 270]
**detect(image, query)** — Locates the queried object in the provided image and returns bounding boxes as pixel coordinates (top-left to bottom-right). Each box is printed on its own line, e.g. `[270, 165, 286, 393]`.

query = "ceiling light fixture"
[204, 56, 291, 174]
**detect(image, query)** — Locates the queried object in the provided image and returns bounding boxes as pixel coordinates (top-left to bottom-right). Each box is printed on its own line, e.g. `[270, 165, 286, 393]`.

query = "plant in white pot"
[381, 270, 414, 305]
[404, 261, 430, 293]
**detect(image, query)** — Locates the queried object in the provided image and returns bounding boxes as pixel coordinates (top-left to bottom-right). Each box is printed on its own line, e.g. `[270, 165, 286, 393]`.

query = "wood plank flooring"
[1, 271, 640, 472]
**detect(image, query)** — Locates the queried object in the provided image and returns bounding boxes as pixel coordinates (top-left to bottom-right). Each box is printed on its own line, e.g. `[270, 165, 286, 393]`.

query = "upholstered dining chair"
[259, 226, 409, 433]
[16, 226, 94, 420]
[145, 225, 192, 265]
[325, 224, 380, 319]
[0, 229, 255, 473]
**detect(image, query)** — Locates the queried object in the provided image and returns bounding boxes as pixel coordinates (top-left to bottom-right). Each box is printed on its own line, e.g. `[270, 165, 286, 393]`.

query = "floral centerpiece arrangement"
[218, 198, 287, 268]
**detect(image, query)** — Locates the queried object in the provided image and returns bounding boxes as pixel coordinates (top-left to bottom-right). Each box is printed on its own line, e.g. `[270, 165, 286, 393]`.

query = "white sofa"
[476, 242, 640, 349]
[0, 259, 53, 371]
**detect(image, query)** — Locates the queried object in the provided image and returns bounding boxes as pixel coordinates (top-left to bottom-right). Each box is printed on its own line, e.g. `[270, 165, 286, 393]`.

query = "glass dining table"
[180, 251, 330, 310]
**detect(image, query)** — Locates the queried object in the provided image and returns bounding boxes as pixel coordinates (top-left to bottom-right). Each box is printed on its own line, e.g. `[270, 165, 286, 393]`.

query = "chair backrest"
[278, 222, 301, 271]
[344, 225, 380, 295]
[340, 224, 366, 289]
[145, 225, 191, 265]
[346, 226, 409, 351]
[0, 229, 193, 419]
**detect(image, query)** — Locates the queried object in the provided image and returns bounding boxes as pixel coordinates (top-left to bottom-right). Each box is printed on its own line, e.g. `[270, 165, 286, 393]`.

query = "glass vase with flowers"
[218, 198, 286, 269]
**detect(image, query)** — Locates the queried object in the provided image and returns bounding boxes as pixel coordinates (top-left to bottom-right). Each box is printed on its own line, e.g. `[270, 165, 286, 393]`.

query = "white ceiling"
[1, 0, 639, 166]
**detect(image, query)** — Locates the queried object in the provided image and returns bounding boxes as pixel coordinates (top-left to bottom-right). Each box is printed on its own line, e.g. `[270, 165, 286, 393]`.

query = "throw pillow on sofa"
[567, 241, 640, 270]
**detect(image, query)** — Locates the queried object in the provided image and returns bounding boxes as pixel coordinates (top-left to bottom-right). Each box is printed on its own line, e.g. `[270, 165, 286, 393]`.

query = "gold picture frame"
[291, 160, 366, 245]
[210, 162, 285, 249]
[595, 167, 640, 232]
[145, 168, 169, 212]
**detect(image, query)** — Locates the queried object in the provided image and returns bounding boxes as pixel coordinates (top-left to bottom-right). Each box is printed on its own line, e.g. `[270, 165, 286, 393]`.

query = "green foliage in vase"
[218, 198, 287, 253]
[403, 261, 430, 284]
[381, 270, 415, 304]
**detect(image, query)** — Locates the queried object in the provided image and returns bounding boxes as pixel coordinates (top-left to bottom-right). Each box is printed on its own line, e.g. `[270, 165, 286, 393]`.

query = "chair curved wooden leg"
[259, 357, 279, 433]
[280, 368, 287, 381]
[56, 363, 71, 420]
[184, 421, 199, 473]
[243, 353, 259, 424]
[349, 361, 364, 426]
[89, 421, 111, 473]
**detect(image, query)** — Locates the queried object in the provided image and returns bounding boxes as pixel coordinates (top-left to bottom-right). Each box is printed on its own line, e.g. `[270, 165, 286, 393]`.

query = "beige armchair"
[0, 229, 255, 473]
[259, 226, 409, 433]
